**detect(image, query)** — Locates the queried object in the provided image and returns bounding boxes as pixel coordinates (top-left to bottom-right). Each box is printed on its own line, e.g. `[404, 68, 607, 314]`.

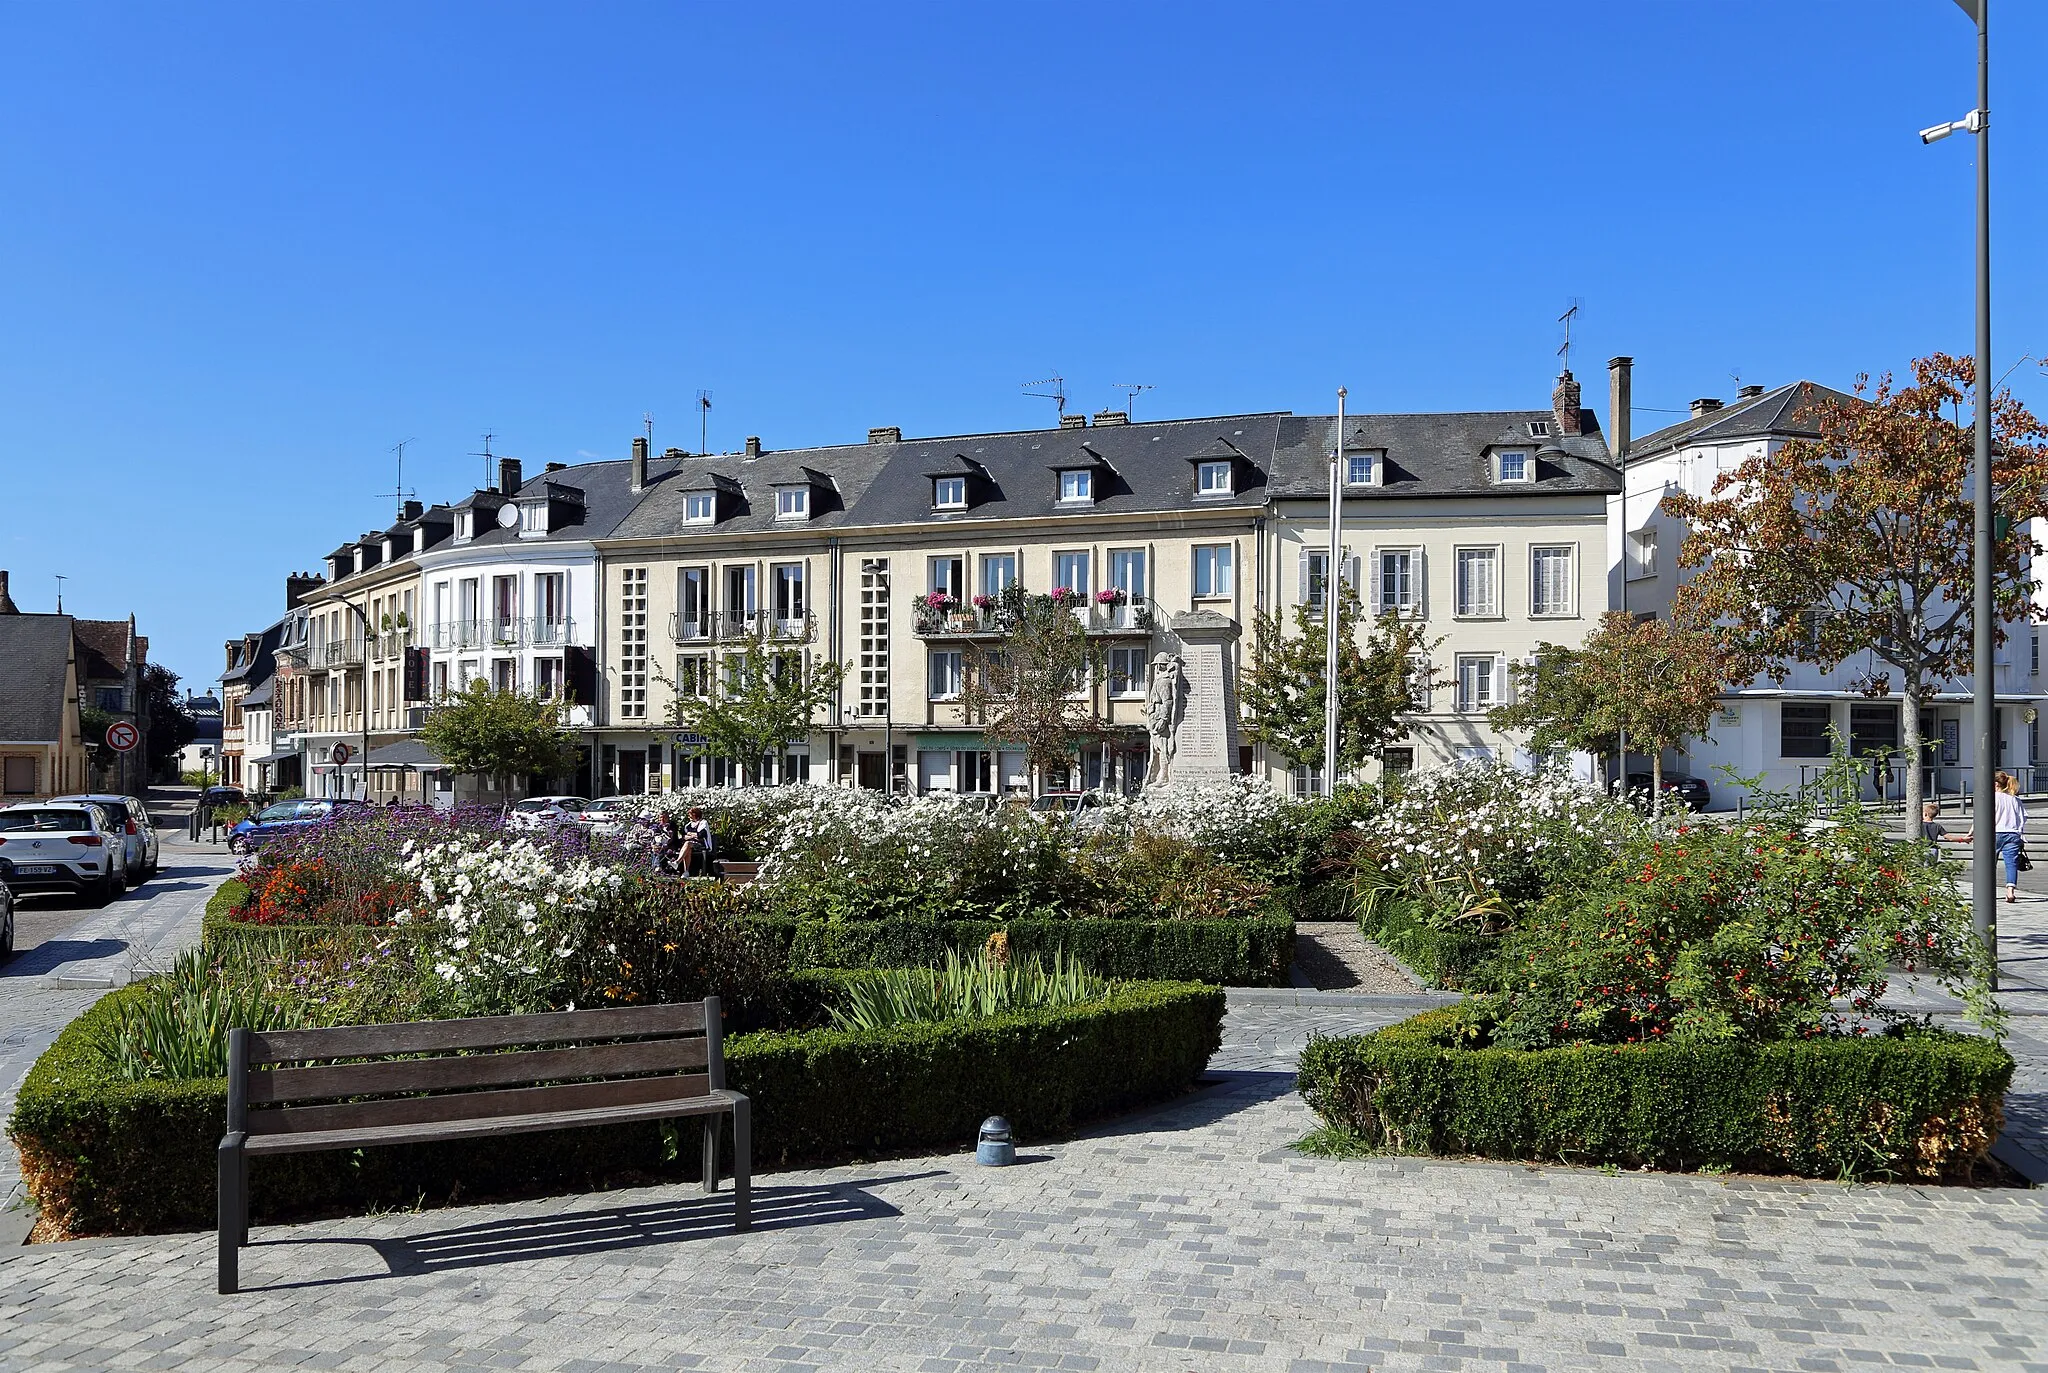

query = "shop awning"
[247, 748, 298, 766]
[365, 739, 447, 769]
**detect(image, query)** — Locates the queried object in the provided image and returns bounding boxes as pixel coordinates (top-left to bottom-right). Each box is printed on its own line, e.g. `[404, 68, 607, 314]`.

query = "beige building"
[0, 591, 91, 802]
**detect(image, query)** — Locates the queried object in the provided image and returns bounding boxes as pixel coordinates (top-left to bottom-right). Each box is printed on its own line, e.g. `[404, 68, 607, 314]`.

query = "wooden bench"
[714, 860, 758, 885]
[217, 998, 749, 1294]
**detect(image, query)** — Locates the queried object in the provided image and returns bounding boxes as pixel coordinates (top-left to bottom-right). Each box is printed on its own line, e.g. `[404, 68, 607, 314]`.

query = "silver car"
[50, 794, 159, 884]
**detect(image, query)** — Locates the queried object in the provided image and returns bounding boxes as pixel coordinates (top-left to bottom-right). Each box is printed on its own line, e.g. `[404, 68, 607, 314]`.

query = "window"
[684, 492, 715, 523]
[492, 659, 517, 693]
[1382, 746, 1415, 774]
[929, 650, 964, 700]
[432, 582, 450, 639]
[4, 757, 36, 794]
[619, 568, 649, 718]
[536, 657, 564, 701]
[1404, 655, 1433, 711]
[1193, 545, 1233, 598]
[1054, 551, 1091, 599]
[1456, 655, 1499, 712]
[677, 566, 709, 639]
[431, 661, 449, 699]
[532, 573, 566, 642]
[1108, 548, 1146, 615]
[96, 687, 125, 712]
[492, 575, 519, 641]
[676, 654, 710, 697]
[457, 660, 478, 690]
[1496, 449, 1531, 483]
[929, 556, 965, 601]
[1781, 703, 1833, 758]
[1345, 453, 1374, 486]
[458, 578, 481, 645]
[1305, 551, 1331, 613]
[933, 477, 967, 510]
[454, 510, 473, 542]
[1527, 419, 1551, 437]
[1454, 547, 1499, 617]
[859, 560, 890, 718]
[1289, 763, 1323, 799]
[2034, 630, 2040, 677]
[1058, 469, 1093, 503]
[770, 651, 801, 690]
[518, 501, 546, 534]
[1850, 703, 1900, 757]
[725, 565, 757, 625]
[1530, 545, 1576, 617]
[772, 563, 806, 624]
[775, 486, 809, 520]
[1196, 460, 1233, 494]
[1109, 647, 1148, 697]
[1376, 548, 1416, 616]
[956, 750, 995, 793]
[1628, 528, 1658, 580]
[980, 553, 1017, 600]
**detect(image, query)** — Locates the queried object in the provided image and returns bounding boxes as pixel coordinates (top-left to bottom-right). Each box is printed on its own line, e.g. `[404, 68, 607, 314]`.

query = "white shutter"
[1368, 549, 1382, 615]
[1411, 548, 1427, 618]
[1496, 654, 1514, 706]
[1346, 552, 1363, 599]
[1297, 550, 1311, 609]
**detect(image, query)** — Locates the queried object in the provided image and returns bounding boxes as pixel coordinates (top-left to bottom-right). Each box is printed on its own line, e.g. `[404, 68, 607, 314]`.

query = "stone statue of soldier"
[1144, 653, 1183, 787]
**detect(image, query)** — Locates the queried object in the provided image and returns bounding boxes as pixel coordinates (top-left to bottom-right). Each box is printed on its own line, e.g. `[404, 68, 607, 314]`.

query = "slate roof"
[1625, 381, 1855, 463]
[72, 620, 135, 682]
[1265, 412, 1618, 500]
[241, 678, 275, 709]
[221, 618, 285, 688]
[458, 457, 664, 548]
[0, 614, 75, 743]
[611, 447, 889, 539]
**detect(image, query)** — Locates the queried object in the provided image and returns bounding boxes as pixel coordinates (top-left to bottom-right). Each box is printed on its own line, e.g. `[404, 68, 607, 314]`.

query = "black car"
[1621, 770, 1711, 811]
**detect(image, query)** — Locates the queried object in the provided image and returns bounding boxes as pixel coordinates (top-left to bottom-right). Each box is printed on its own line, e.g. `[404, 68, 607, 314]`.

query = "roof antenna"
[1114, 382, 1155, 418]
[54, 574, 66, 612]
[696, 390, 713, 456]
[469, 431, 497, 490]
[389, 437, 417, 520]
[1023, 375, 1068, 419]
[1556, 298, 1581, 372]
[642, 412, 655, 449]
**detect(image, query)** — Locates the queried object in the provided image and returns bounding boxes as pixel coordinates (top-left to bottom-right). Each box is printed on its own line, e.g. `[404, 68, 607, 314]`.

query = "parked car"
[226, 797, 368, 854]
[1620, 770, 1712, 811]
[947, 793, 1002, 815]
[49, 794, 159, 884]
[200, 785, 246, 810]
[0, 861, 15, 955]
[1026, 791, 1115, 827]
[571, 797, 645, 836]
[508, 795, 592, 831]
[0, 802, 126, 904]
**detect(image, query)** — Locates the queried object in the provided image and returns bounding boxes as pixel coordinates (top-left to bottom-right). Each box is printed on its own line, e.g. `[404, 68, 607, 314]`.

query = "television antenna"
[54, 574, 66, 613]
[696, 390, 713, 455]
[1556, 299, 1582, 371]
[1114, 382, 1155, 418]
[1022, 375, 1067, 418]
[468, 431, 497, 489]
[388, 437, 418, 520]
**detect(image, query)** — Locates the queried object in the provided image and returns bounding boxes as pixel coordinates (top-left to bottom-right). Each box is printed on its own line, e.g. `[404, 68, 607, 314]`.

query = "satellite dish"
[496, 503, 520, 529]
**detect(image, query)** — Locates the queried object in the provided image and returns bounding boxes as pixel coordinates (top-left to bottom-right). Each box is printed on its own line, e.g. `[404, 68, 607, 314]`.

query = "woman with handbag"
[1994, 771, 2027, 904]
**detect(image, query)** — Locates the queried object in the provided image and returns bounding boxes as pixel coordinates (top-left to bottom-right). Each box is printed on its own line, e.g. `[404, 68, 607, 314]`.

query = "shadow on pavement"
[1075, 1069, 1299, 1142]
[244, 1176, 932, 1292]
[0, 937, 127, 978]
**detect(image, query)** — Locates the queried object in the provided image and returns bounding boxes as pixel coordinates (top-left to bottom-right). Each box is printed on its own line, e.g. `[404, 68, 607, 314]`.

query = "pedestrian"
[1994, 770, 2027, 904]
[681, 806, 715, 877]
[1921, 800, 1962, 855]
[652, 813, 686, 877]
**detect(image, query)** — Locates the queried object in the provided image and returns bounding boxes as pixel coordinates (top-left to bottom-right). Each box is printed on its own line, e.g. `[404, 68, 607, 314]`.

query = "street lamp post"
[1921, 0, 1996, 984]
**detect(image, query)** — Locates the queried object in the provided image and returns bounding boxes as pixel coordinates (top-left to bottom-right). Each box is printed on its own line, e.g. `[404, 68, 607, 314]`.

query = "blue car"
[227, 798, 367, 854]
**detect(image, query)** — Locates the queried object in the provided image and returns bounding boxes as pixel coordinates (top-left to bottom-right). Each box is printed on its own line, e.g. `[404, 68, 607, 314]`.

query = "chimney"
[1059, 413, 1089, 430]
[630, 436, 648, 492]
[744, 435, 762, 460]
[285, 572, 324, 609]
[545, 461, 566, 473]
[1092, 410, 1129, 427]
[1551, 369, 1583, 437]
[498, 457, 523, 495]
[1607, 357, 1633, 463]
[226, 639, 242, 673]
[1737, 384, 1765, 400]
[402, 498, 423, 520]
[867, 426, 902, 445]
[1690, 397, 1724, 418]
[0, 569, 17, 615]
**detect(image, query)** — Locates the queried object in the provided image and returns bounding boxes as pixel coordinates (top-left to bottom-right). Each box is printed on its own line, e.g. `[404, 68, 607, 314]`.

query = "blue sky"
[2, 1, 2042, 694]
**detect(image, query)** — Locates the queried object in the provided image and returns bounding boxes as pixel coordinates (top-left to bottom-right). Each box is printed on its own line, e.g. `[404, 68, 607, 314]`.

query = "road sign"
[105, 721, 139, 752]
[331, 742, 353, 765]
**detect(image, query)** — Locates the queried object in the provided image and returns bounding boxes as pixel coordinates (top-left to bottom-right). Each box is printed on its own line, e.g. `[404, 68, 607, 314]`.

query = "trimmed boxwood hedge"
[1298, 1008, 2015, 1181]
[7, 976, 1224, 1238]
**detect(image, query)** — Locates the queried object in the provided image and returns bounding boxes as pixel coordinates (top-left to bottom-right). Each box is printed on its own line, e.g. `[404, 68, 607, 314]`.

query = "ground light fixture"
[976, 1116, 1015, 1166]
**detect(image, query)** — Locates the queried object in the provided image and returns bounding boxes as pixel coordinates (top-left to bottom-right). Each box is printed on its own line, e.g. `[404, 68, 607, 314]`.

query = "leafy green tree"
[1238, 585, 1438, 778]
[141, 664, 196, 781]
[661, 635, 846, 785]
[959, 589, 1103, 789]
[1662, 355, 2048, 823]
[1487, 643, 1611, 761]
[419, 681, 580, 792]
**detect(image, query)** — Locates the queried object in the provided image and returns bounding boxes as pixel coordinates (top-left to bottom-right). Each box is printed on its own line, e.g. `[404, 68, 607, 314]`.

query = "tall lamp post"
[1920, 0, 1996, 984]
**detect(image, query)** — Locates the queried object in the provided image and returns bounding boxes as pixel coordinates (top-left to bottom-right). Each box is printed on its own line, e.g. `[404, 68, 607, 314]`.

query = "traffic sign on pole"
[105, 721, 140, 753]
[331, 742, 353, 766]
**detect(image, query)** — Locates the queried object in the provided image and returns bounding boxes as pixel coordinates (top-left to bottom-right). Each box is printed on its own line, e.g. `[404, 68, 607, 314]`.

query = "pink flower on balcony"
[922, 591, 955, 611]
[1095, 588, 1122, 605]
[1049, 587, 1077, 603]
[971, 594, 994, 610]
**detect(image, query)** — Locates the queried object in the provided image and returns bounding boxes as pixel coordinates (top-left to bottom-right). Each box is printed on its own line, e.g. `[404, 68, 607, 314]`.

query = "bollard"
[975, 1116, 1014, 1167]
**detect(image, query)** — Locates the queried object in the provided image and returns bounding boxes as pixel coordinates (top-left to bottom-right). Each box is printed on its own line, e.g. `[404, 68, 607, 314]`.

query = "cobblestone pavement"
[5, 985, 2046, 1373]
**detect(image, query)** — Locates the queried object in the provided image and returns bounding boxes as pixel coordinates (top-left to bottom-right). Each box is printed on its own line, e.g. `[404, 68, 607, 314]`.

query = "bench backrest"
[226, 998, 723, 1140]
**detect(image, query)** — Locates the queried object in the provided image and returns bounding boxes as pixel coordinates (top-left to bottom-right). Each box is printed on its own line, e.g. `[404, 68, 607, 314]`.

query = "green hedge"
[7, 977, 1224, 1237]
[1298, 1008, 2014, 1180]
[1359, 899, 1499, 990]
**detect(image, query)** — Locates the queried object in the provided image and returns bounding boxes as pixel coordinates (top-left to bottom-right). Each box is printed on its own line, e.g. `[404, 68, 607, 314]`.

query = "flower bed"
[7, 977, 1223, 1237]
[1298, 1007, 2013, 1180]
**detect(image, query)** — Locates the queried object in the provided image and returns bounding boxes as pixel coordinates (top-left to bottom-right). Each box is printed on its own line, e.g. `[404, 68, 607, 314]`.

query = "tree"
[1237, 584, 1438, 777]
[959, 589, 1102, 788]
[1494, 612, 1731, 817]
[141, 664, 196, 781]
[419, 681, 580, 792]
[660, 634, 846, 785]
[1662, 356, 2048, 824]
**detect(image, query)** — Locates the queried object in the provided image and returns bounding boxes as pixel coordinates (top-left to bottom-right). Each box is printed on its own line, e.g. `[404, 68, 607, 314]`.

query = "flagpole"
[1323, 388, 1346, 797]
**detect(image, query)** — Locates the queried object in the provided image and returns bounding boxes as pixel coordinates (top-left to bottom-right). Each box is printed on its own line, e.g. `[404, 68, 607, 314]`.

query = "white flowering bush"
[395, 832, 624, 1015]
[1096, 776, 1290, 856]
[1354, 766, 1646, 931]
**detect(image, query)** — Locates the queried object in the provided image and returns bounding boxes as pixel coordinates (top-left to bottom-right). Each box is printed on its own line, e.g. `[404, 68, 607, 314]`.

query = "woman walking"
[1994, 770, 2027, 904]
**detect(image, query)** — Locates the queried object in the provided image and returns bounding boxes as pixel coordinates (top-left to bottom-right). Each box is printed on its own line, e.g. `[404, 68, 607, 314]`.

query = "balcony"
[312, 641, 363, 668]
[1086, 596, 1159, 635]
[525, 616, 576, 647]
[912, 595, 1159, 638]
[668, 611, 815, 644]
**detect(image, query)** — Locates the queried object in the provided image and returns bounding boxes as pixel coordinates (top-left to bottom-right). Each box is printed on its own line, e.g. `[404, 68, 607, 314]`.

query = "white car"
[507, 795, 591, 831]
[0, 803, 127, 905]
[50, 794, 159, 884]
[571, 797, 646, 836]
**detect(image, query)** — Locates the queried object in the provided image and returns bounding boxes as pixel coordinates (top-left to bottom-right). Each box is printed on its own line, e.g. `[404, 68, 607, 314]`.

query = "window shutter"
[1410, 548, 1426, 618]
[1368, 550, 1382, 615]
[1345, 551, 1363, 598]
[1296, 550, 1311, 608]
[1497, 654, 1514, 706]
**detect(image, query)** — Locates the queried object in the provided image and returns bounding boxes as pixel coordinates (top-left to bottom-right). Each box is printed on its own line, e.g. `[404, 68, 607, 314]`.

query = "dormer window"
[1526, 420, 1551, 438]
[1496, 449, 1532, 483]
[1196, 460, 1233, 495]
[454, 511, 474, 542]
[933, 476, 968, 510]
[1345, 452, 1378, 486]
[684, 493, 716, 524]
[775, 486, 809, 520]
[518, 501, 548, 536]
[1058, 470, 1093, 504]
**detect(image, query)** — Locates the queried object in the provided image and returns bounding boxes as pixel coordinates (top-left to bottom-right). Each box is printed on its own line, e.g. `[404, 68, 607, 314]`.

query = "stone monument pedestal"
[1163, 610, 1241, 782]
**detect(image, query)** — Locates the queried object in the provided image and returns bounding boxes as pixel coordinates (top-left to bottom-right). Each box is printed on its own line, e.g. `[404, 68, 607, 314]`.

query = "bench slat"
[247, 1037, 710, 1105]
[245, 1088, 741, 1155]
[248, 1072, 714, 1135]
[248, 1002, 706, 1064]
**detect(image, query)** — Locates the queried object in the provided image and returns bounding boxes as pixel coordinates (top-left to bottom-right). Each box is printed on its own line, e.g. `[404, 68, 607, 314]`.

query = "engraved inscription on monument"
[1161, 610, 1240, 782]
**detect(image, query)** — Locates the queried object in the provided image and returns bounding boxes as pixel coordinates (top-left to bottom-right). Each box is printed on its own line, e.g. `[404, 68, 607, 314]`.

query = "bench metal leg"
[701, 1115, 719, 1193]
[217, 1134, 246, 1294]
[731, 1096, 751, 1232]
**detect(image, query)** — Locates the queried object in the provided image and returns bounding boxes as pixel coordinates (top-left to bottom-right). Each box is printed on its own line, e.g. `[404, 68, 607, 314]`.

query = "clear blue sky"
[2, 1, 2042, 695]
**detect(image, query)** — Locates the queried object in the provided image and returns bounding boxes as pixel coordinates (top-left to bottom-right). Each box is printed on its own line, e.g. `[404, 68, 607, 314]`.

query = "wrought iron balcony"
[669, 610, 815, 644]
[525, 616, 576, 646]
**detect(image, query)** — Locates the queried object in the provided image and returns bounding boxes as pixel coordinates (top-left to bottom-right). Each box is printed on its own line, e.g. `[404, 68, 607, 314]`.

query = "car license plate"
[15, 865, 58, 875]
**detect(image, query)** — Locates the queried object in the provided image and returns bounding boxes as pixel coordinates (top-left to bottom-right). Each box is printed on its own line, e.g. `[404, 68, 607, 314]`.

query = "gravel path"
[1292, 921, 1422, 993]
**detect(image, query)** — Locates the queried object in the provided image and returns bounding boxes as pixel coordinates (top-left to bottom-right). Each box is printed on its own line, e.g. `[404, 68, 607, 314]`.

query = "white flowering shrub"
[1355, 766, 1646, 930]
[395, 833, 624, 1015]
[1102, 776, 1290, 855]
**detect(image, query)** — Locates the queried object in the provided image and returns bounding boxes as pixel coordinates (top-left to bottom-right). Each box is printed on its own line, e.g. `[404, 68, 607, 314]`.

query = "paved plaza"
[2, 828, 2046, 1371]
